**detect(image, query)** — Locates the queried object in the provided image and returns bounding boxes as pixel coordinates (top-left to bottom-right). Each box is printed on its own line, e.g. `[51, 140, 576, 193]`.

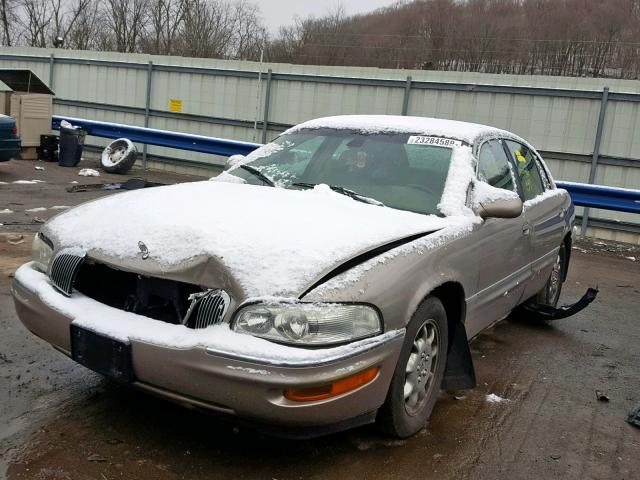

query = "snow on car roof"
[285, 115, 513, 144]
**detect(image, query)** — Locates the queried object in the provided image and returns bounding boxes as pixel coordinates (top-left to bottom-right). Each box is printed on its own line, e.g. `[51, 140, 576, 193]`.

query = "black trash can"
[58, 127, 87, 167]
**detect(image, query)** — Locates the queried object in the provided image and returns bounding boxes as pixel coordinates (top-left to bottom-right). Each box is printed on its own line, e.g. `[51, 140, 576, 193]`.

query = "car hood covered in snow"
[44, 181, 458, 298]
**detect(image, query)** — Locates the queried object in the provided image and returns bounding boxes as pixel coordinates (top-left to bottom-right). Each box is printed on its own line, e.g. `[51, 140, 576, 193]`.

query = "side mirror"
[472, 181, 523, 219]
[227, 154, 245, 168]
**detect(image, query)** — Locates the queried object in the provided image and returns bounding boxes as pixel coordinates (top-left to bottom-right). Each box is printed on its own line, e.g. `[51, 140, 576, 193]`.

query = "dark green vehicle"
[0, 114, 21, 162]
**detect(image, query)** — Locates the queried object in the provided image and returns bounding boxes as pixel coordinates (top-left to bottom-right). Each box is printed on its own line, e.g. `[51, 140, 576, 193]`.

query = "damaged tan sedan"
[12, 116, 596, 438]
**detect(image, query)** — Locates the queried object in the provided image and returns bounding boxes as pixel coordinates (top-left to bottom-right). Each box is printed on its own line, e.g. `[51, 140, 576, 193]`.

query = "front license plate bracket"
[70, 325, 135, 383]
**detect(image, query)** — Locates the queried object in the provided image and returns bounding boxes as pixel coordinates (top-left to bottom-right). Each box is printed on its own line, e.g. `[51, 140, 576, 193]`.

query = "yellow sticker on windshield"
[515, 150, 527, 163]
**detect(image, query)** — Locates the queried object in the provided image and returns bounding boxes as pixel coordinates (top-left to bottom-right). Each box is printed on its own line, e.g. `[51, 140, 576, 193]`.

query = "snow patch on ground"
[0, 209, 13, 214]
[486, 393, 509, 404]
[15, 262, 402, 360]
[78, 168, 100, 177]
[12, 180, 45, 185]
[25, 207, 47, 213]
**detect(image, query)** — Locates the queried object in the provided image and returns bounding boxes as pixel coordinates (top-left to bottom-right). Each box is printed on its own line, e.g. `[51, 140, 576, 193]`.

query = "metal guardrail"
[555, 182, 640, 214]
[52, 115, 261, 158]
[52, 115, 640, 215]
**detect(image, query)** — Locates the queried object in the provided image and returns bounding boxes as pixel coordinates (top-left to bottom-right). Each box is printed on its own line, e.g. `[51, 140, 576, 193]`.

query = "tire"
[534, 243, 566, 308]
[377, 296, 449, 438]
[101, 139, 137, 174]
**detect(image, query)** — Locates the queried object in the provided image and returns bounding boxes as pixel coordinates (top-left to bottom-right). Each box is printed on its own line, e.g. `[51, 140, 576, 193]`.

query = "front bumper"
[11, 263, 404, 431]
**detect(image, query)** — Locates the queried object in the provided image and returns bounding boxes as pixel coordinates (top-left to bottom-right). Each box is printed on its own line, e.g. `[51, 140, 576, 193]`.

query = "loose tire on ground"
[377, 296, 449, 438]
[101, 139, 137, 174]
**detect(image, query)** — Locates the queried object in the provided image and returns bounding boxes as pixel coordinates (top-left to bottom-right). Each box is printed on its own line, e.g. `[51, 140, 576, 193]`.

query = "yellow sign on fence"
[169, 98, 183, 113]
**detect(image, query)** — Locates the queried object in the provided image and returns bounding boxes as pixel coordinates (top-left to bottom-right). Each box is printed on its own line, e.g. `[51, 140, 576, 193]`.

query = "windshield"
[228, 128, 456, 216]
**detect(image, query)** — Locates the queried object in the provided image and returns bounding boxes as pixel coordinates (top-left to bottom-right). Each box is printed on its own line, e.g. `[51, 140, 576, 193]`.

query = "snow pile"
[471, 180, 519, 209]
[285, 115, 511, 144]
[15, 262, 402, 361]
[437, 146, 476, 217]
[12, 180, 45, 185]
[44, 181, 454, 297]
[210, 171, 247, 184]
[78, 168, 100, 177]
[523, 188, 566, 208]
[0, 208, 13, 214]
[486, 393, 509, 404]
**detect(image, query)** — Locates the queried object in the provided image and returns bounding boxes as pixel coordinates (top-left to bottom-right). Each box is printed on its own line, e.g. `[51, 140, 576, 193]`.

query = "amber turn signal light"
[284, 366, 379, 402]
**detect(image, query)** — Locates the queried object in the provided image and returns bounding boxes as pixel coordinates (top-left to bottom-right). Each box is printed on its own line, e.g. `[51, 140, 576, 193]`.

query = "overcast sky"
[260, 0, 399, 34]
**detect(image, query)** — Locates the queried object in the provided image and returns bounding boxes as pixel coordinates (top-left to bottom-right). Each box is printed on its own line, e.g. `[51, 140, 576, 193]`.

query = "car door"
[503, 140, 566, 299]
[467, 139, 531, 333]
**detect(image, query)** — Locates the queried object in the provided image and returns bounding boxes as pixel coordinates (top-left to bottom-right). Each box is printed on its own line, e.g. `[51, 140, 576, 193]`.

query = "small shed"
[0, 70, 54, 150]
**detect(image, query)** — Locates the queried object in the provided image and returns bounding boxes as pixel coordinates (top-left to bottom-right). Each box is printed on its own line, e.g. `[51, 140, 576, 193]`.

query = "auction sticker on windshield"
[408, 136, 462, 147]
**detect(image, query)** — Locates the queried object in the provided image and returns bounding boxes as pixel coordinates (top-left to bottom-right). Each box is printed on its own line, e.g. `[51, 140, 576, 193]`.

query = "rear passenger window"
[505, 140, 546, 200]
[478, 140, 515, 192]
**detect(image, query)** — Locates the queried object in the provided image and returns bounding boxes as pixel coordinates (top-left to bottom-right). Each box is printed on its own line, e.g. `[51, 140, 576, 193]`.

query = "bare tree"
[0, 0, 17, 45]
[141, 0, 186, 55]
[103, 0, 149, 52]
[231, 0, 266, 60]
[50, 0, 92, 44]
[18, 0, 52, 47]
[180, 0, 235, 58]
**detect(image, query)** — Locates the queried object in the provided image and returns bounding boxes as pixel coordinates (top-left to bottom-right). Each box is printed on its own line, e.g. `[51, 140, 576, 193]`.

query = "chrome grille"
[49, 252, 86, 296]
[183, 290, 231, 329]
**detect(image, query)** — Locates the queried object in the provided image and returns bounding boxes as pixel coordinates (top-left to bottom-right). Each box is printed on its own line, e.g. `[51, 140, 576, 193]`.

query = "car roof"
[285, 115, 518, 145]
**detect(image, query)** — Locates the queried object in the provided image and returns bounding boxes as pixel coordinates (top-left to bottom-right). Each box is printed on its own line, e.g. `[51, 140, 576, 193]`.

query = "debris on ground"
[596, 390, 610, 402]
[550, 454, 562, 460]
[627, 403, 640, 427]
[34, 166, 45, 171]
[78, 168, 100, 177]
[486, 393, 509, 403]
[86, 453, 107, 463]
[67, 178, 165, 193]
[7, 234, 24, 245]
[32, 217, 45, 224]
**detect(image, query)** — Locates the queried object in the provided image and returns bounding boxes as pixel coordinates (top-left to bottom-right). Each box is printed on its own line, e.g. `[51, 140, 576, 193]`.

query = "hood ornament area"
[138, 241, 150, 260]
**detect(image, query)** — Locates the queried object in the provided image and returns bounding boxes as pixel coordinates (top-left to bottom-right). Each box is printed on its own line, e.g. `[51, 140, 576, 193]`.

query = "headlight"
[32, 232, 54, 273]
[232, 303, 382, 346]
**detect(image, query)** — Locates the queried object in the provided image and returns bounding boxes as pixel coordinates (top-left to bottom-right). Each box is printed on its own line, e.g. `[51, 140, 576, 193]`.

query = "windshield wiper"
[238, 164, 275, 187]
[291, 182, 385, 206]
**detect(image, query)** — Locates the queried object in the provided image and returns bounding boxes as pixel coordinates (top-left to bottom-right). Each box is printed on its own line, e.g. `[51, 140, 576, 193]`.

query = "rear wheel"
[377, 296, 448, 438]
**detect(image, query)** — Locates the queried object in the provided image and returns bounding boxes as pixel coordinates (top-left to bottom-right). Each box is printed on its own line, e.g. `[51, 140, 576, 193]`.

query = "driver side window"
[478, 140, 515, 192]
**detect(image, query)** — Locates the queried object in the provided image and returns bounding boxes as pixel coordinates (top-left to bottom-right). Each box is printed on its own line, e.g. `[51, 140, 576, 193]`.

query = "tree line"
[2, 0, 640, 79]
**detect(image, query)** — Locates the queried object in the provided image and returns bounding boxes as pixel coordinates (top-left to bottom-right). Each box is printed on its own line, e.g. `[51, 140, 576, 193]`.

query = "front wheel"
[535, 243, 566, 308]
[377, 296, 448, 438]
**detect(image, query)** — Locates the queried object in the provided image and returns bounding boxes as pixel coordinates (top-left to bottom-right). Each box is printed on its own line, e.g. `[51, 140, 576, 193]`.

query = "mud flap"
[523, 287, 598, 321]
[442, 321, 476, 390]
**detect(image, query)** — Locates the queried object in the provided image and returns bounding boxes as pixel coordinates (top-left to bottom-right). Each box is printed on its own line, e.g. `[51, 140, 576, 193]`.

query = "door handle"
[523, 223, 531, 236]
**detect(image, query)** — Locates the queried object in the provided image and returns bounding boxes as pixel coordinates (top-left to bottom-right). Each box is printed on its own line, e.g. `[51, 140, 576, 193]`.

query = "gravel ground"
[1, 159, 639, 480]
